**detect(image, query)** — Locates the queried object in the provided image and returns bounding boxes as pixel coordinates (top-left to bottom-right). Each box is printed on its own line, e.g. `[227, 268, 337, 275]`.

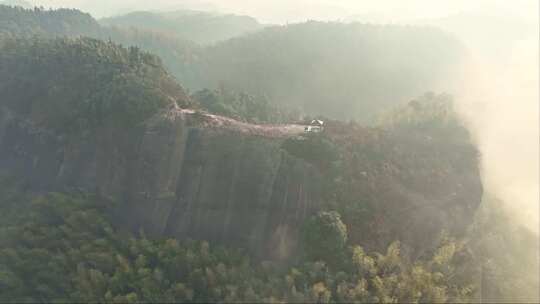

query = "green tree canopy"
[302, 211, 348, 263]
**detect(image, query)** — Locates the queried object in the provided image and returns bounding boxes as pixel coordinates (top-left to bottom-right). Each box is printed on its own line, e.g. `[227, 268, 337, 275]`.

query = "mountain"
[0, 6, 101, 37]
[190, 22, 465, 121]
[0, 5, 206, 87]
[100, 10, 264, 45]
[0, 6, 465, 123]
[0, 37, 483, 298]
[0, 37, 190, 135]
[0, 36, 481, 257]
[4, 7, 536, 303]
[0, 0, 32, 9]
[0, 7, 481, 260]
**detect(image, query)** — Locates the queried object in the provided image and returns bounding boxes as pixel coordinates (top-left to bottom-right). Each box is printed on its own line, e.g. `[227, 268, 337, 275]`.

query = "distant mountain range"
[0, 5, 466, 122]
[0, 0, 32, 8]
[101, 10, 264, 45]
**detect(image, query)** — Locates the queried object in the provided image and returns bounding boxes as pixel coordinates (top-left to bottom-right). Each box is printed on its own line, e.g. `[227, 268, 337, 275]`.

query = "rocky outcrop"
[0, 107, 323, 260]
[0, 105, 482, 260]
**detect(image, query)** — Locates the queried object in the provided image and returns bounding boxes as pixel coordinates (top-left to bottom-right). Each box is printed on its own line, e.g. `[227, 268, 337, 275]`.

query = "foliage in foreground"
[0, 188, 474, 303]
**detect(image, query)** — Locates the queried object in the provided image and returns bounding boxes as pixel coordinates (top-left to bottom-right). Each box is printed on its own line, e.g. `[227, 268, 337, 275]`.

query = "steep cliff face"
[0, 37, 324, 261]
[0, 103, 483, 260]
[0, 38, 483, 262]
[124, 111, 325, 260]
[0, 107, 324, 260]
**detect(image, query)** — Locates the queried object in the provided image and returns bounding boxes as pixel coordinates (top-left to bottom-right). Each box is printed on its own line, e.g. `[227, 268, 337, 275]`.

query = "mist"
[457, 34, 539, 234]
[414, 6, 539, 234]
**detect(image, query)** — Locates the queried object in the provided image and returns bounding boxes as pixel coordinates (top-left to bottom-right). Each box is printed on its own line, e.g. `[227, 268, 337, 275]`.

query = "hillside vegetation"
[282, 93, 481, 251]
[0, 181, 476, 303]
[0, 0, 32, 8]
[0, 37, 190, 135]
[0, 6, 465, 122]
[0, 5, 101, 37]
[101, 10, 264, 45]
[0, 34, 482, 302]
[194, 22, 464, 121]
[0, 5, 536, 303]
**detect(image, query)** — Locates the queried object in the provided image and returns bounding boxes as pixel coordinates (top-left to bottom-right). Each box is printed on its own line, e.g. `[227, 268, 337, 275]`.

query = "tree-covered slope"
[0, 87, 485, 302]
[100, 10, 264, 45]
[0, 0, 32, 8]
[282, 93, 482, 252]
[0, 36, 483, 260]
[0, 6, 466, 122]
[0, 21, 532, 303]
[193, 22, 465, 121]
[0, 34, 481, 253]
[0, 5, 101, 38]
[0, 187, 476, 303]
[0, 6, 207, 91]
[0, 37, 191, 135]
[0, 5, 536, 303]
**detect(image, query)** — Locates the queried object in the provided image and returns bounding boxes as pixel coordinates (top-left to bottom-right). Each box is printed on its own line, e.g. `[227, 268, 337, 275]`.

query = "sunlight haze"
[0, 0, 538, 302]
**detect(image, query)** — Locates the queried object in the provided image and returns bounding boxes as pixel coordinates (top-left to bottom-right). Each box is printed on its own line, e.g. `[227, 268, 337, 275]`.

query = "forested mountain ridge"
[1, 5, 533, 303]
[192, 21, 465, 121]
[0, 40, 482, 301]
[0, 5, 101, 38]
[0, 0, 32, 8]
[100, 10, 264, 45]
[0, 37, 191, 135]
[0, 5, 199, 76]
[0, 34, 481, 257]
[0, 5, 466, 122]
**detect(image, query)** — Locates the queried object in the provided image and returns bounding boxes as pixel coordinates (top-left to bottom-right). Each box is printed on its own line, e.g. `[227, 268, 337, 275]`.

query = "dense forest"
[0, 5, 465, 122]
[0, 0, 31, 8]
[193, 22, 464, 121]
[0, 5, 101, 37]
[0, 4, 537, 303]
[101, 10, 264, 45]
[0, 179, 534, 302]
[0, 37, 191, 135]
[0, 82, 534, 302]
[0, 184, 475, 303]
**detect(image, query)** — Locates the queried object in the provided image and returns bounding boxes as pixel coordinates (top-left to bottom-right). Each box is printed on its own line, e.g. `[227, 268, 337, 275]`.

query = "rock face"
[0, 107, 324, 260]
[126, 112, 325, 260]
[0, 104, 483, 260]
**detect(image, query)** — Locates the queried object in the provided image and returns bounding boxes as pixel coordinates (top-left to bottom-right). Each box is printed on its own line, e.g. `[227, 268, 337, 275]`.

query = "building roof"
[310, 119, 324, 126]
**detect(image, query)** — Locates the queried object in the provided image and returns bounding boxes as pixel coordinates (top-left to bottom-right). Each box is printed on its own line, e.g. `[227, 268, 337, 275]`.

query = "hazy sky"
[31, 0, 538, 23]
